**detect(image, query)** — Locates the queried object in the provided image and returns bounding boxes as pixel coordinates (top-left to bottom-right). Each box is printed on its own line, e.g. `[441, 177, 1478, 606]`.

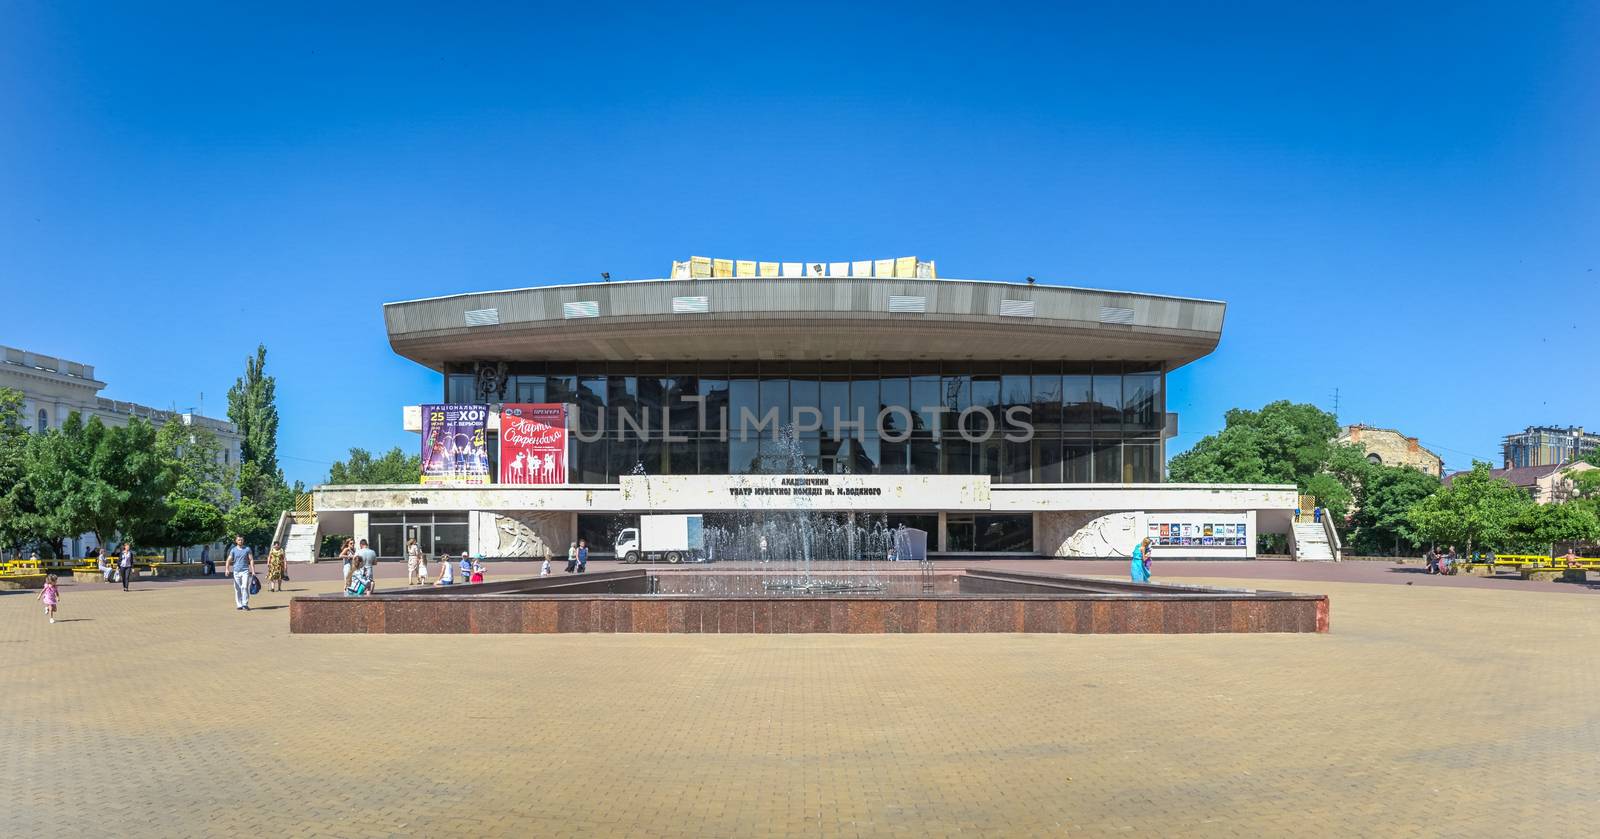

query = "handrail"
[1321, 512, 1343, 562]
[269, 509, 294, 553]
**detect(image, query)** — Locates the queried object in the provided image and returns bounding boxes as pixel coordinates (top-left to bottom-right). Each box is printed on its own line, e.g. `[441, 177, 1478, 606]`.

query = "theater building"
[308, 259, 1302, 562]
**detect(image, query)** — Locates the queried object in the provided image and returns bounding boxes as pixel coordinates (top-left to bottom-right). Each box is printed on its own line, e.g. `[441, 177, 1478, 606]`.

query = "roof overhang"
[384, 277, 1225, 371]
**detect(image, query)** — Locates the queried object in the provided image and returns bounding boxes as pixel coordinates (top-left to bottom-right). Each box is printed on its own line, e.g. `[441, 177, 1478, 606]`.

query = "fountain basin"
[289, 569, 1329, 634]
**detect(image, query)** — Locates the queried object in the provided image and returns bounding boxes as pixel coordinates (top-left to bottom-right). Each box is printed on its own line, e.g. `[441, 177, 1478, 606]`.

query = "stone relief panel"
[476, 511, 570, 558]
[1039, 510, 1144, 558]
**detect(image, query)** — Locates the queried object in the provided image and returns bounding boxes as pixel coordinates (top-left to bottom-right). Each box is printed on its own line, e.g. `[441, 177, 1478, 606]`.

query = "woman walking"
[266, 541, 286, 593]
[1130, 537, 1153, 583]
[565, 541, 578, 573]
[406, 538, 423, 586]
[118, 542, 134, 592]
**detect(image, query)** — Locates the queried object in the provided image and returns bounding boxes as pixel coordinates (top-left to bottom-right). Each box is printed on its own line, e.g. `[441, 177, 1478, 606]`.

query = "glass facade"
[444, 360, 1164, 484]
[368, 512, 469, 560]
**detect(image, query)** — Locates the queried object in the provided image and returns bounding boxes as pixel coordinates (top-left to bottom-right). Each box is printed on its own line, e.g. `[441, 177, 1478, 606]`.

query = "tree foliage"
[19, 413, 177, 550]
[0, 388, 42, 551]
[1345, 464, 1439, 555]
[154, 421, 235, 548]
[1405, 461, 1534, 553]
[223, 345, 293, 547]
[327, 447, 422, 485]
[1169, 401, 1342, 486]
[1511, 501, 1600, 551]
[1169, 401, 1372, 520]
[227, 344, 279, 481]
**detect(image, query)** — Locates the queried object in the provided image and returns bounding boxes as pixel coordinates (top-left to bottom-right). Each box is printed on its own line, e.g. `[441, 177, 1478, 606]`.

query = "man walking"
[355, 539, 378, 592]
[228, 535, 255, 611]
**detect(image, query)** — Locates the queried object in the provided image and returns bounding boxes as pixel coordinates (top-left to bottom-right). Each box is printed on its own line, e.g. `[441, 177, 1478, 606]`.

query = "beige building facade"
[1337, 425, 1442, 477]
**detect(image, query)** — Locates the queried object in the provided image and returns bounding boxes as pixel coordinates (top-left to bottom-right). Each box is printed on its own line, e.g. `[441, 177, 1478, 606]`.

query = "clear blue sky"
[3, 2, 1595, 485]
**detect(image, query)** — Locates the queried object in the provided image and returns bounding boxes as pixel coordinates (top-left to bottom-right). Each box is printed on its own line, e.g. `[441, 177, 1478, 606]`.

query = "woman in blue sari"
[1130, 537, 1152, 583]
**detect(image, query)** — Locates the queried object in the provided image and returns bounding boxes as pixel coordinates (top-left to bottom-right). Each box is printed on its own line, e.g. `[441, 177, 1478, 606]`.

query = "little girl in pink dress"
[38, 575, 60, 624]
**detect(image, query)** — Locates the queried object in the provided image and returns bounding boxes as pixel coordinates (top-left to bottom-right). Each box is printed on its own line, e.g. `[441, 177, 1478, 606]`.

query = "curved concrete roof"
[384, 277, 1225, 371]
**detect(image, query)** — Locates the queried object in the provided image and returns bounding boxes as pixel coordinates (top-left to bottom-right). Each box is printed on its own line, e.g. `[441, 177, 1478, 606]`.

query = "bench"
[0, 573, 46, 590]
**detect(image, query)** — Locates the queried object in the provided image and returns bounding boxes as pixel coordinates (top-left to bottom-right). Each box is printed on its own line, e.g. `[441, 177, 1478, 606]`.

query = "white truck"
[614, 514, 706, 564]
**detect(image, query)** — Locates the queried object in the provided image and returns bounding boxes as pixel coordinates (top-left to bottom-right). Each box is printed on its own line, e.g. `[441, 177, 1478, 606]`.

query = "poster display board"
[498, 403, 569, 485]
[1146, 513, 1251, 548]
[420, 404, 490, 485]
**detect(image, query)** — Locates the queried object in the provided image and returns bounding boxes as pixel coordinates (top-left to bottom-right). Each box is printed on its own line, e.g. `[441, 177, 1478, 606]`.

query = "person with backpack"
[577, 540, 589, 573]
[227, 535, 255, 611]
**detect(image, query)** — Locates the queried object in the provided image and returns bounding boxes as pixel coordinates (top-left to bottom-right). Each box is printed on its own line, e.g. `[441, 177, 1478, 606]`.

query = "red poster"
[499, 403, 568, 484]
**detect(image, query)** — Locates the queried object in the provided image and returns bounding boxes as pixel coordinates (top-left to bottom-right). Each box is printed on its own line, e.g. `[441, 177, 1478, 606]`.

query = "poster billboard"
[420, 404, 490, 485]
[499, 403, 568, 485]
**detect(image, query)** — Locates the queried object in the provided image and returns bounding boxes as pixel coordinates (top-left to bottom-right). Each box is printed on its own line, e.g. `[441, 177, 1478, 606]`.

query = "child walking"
[38, 574, 60, 623]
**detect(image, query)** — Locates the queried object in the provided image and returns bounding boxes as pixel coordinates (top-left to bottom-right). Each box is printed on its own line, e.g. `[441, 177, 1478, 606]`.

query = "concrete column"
[352, 512, 370, 549]
[469, 511, 483, 556]
[937, 512, 948, 553]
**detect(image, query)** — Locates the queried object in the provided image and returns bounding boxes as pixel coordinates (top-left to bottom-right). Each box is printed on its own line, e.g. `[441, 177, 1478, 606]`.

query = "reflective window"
[435, 361, 1163, 485]
[1092, 368, 1123, 426]
[1093, 440, 1122, 484]
[975, 515, 1033, 552]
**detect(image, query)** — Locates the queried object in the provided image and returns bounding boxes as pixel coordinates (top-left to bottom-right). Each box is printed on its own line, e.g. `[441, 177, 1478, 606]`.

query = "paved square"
[3, 563, 1597, 837]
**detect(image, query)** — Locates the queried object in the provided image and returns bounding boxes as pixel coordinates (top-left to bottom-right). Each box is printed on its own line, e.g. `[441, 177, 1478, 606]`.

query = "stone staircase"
[1292, 522, 1335, 562]
[284, 521, 320, 564]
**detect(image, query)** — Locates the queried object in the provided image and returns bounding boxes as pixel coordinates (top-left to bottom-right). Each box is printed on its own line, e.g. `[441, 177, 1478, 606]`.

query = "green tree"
[1511, 501, 1600, 553]
[1405, 461, 1534, 554]
[156, 421, 234, 506]
[22, 414, 175, 550]
[227, 344, 280, 481]
[1169, 401, 1342, 485]
[327, 447, 422, 485]
[224, 345, 293, 547]
[1169, 400, 1367, 519]
[165, 496, 227, 549]
[0, 388, 43, 552]
[224, 461, 292, 547]
[22, 413, 105, 547]
[1576, 451, 1600, 468]
[154, 420, 236, 550]
[1565, 466, 1600, 500]
[1346, 465, 1440, 555]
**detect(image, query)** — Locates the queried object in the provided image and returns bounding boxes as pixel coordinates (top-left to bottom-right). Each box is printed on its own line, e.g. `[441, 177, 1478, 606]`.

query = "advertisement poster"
[499, 403, 569, 485]
[421, 404, 490, 485]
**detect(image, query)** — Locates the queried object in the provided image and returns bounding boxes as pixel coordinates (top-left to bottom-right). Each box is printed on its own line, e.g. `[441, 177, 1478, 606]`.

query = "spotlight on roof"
[1026, 276, 1036, 285]
[600, 272, 611, 282]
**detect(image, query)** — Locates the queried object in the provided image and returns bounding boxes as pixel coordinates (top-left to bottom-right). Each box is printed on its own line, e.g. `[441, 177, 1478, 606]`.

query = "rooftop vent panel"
[1099, 305, 1135, 324]
[562, 301, 601, 319]
[888, 295, 927, 313]
[672, 295, 710, 314]
[999, 299, 1036, 318]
